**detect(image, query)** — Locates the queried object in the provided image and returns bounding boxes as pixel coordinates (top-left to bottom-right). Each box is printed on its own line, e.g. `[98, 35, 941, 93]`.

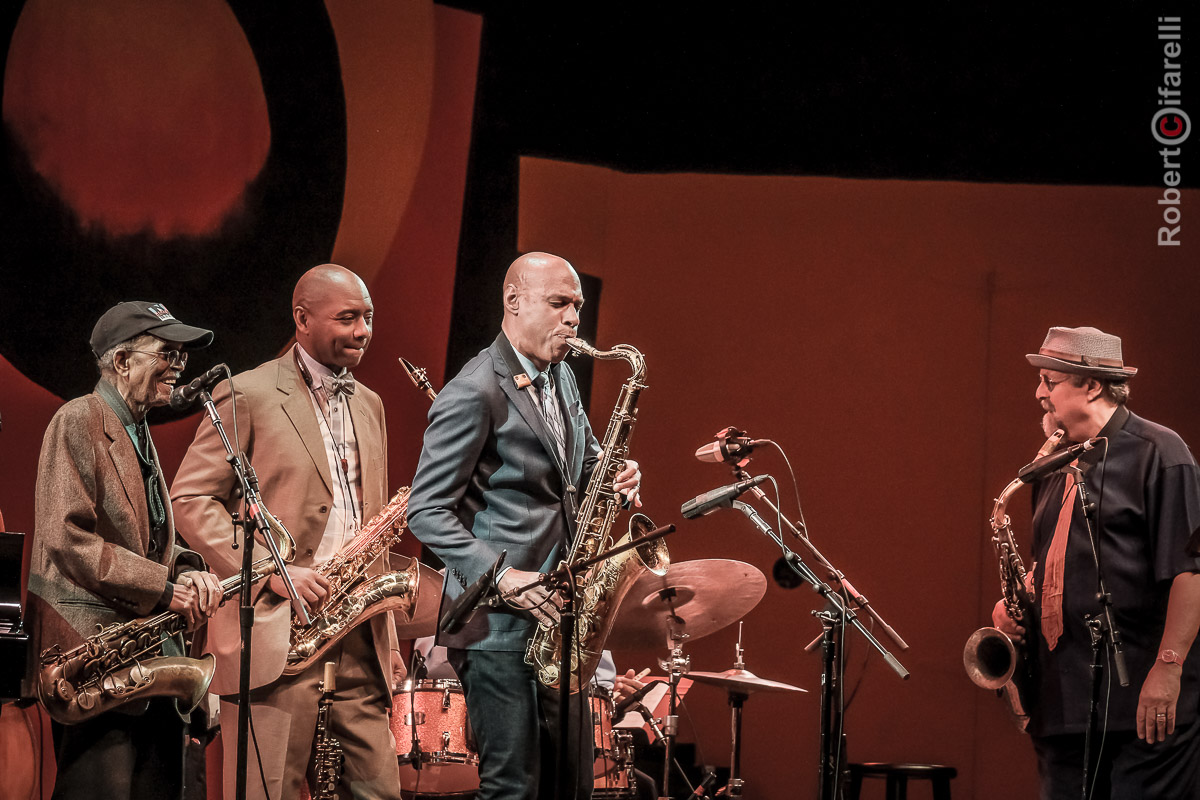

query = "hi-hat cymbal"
[607, 559, 767, 650]
[686, 668, 807, 695]
[393, 558, 444, 639]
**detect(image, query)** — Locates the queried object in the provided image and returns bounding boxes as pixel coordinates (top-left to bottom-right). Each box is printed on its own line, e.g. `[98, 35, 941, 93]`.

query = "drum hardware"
[687, 625, 807, 799]
[391, 679, 479, 798]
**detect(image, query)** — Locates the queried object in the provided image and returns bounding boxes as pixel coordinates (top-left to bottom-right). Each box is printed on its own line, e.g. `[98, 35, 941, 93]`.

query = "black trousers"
[1033, 720, 1200, 800]
[449, 648, 593, 800]
[51, 698, 187, 800]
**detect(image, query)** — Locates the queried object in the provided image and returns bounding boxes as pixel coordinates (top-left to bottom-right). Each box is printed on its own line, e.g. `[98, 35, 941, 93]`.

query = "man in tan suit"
[29, 300, 222, 800]
[172, 265, 402, 800]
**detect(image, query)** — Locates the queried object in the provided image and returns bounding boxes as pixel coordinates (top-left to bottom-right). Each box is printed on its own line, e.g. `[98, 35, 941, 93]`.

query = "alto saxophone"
[310, 661, 344, 800]
[284, 488, 419, 674]
[38, 511, 296, 724]
[962, 430, 1061, 731]
[525, 337, 670, 691]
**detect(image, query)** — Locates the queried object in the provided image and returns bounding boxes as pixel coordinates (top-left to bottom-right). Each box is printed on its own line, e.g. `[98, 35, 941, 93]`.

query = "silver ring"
[1157, 713, 1167, 718]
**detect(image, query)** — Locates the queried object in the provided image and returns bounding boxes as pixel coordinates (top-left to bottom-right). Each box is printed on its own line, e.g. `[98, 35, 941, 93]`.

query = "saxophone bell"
[963, 626, 1018, 691]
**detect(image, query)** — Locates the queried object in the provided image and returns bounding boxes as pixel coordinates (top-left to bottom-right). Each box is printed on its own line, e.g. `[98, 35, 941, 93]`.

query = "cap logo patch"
[146, 303, 177, 322]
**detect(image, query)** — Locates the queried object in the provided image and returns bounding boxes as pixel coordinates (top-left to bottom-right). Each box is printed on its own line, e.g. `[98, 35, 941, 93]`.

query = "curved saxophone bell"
[963, 626, 1018, 691]
[262, 508, 297, 564]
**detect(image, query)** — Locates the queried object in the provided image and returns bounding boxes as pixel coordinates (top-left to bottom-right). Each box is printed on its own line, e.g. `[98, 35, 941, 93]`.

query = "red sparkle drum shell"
[392, 679, 479, 798]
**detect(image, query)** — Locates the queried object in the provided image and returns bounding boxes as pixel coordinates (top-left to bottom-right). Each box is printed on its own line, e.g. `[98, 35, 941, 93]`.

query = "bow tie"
[321, 374, 356, 397]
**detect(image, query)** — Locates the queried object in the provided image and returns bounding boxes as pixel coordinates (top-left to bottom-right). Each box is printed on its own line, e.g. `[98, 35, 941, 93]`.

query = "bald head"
[501, 252, 583, 370]
[293, 263, 374, 371]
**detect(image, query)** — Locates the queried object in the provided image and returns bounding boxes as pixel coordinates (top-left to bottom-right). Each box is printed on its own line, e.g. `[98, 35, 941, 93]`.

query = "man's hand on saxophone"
[270, 565, 331, 614]
[497, 568, 562, 627]
[991, 599, 1026, 645]
[613, 458, 643, 508]
[171, 569, 223, 629]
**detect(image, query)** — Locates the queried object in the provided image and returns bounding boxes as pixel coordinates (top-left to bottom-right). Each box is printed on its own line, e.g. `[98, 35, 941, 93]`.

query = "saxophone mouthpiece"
[565, 337, 595, 357]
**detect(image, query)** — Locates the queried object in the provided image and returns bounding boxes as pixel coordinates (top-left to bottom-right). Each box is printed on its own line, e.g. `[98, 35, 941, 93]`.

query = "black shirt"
[1029, 406, 1200, 736]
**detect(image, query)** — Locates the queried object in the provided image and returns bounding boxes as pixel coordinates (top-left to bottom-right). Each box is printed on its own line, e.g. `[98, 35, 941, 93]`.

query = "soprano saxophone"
[38, 512, 296, 724]
[525, 337, 670, 692]
[962, 430, 1061, 731]
[284, 488, 420, 674]
[309, 661, 344, 800]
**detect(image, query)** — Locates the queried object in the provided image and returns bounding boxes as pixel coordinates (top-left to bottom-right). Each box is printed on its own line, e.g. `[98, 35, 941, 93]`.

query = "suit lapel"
[101, 405, 150, 553]
[491, 337, 568, 477]
[346, 389, 383, 516]
[277, 357, 335, 496]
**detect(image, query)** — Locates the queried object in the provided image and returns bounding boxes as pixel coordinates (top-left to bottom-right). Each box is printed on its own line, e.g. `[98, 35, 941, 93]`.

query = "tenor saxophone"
[284, 488, 419, 674]
[525, 337, 670, 692]
[962, 431, 1060, 731]
[38, 511, 295, 724]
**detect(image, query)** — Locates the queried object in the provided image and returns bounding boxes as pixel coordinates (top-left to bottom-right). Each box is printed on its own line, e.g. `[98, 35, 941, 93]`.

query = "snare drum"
[391, 679, 479, 798]
[590, 687, 636, 799]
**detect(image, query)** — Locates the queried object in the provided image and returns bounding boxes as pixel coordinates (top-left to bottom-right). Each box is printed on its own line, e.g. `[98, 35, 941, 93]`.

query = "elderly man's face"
[508, 261, 584, 369]
[116, 336, 186, 417]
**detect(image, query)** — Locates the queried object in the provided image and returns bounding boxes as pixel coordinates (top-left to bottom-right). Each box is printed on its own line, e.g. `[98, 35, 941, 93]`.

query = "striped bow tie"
[322, 374, 356, 397]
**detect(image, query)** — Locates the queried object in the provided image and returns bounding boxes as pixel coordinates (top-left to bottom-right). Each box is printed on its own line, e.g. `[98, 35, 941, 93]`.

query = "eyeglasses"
[1038, 374, 1072, 391]
[125, 348, 188, 367]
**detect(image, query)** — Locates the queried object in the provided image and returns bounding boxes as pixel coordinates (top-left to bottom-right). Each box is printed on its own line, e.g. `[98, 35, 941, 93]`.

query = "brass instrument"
[310, 661, 344, 800]
[38, 512, 296, 724]
[284, 489, 419, 674]
[962, 430, 1061, 731]
[525, 337, 669, 691]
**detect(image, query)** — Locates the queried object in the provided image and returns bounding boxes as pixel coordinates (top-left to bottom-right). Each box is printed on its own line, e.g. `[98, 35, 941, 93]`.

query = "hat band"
[1039, 347, 1125, 370]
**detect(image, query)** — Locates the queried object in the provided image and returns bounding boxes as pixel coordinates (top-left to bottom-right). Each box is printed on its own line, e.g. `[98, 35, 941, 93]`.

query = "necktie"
[535, 372, 567, 462]
[322, 373, 356, 397]
[1040, 469, 1078, 651]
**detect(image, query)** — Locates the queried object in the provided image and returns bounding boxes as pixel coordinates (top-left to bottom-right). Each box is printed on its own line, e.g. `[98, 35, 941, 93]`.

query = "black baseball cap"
[90, 301, 214, 358]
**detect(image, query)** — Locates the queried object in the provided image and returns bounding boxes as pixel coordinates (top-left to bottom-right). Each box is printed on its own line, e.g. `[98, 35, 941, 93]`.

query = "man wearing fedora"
[28, 301, 223, 800]
[991, 325, 1200, 799]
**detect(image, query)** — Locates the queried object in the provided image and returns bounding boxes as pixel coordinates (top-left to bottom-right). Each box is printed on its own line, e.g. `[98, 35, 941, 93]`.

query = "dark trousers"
[449, 648, 593, 800]
[1033, 720, 1200, 800]
[51, 698, 186, 800]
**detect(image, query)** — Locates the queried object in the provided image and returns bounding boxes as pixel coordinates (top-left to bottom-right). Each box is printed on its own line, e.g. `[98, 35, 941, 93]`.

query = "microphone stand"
[729, 498, 908, 800]
[504, 524, 678, 800]
[1070, 465, 1128, 800]
[195, 388, 309, 800]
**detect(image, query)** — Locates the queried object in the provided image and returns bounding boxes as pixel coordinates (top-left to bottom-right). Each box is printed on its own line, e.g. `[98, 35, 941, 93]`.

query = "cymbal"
[607, 559, 766, 650]
[393, 558, 444, 639]
[686, 668, 807, 695]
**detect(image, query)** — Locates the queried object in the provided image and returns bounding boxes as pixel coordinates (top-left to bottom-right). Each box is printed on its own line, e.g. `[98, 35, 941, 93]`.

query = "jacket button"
[319, 505, 328, 513]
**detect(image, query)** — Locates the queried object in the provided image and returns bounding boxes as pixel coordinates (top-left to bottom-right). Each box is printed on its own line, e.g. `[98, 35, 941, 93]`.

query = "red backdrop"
[518, 156, 1200, 799]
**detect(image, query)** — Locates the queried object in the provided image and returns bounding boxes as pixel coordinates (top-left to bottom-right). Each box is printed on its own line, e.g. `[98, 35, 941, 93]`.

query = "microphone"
[680, 475, 769, 519]
[439, 550, 507, 635]
[694, 426, 770, 465]
[1017, 439, 1098, 484]
[169, 363, 228, 410]
[612, 680, 661, 717]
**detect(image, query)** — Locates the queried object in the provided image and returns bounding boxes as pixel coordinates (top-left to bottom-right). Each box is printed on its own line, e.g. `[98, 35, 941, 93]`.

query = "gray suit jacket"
[407, 334, 600, 651]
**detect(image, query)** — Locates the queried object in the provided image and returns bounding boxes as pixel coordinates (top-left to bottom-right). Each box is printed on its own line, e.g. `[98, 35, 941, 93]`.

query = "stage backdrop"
[518, 155, 1200, 800]
[0, 2, 480, 797]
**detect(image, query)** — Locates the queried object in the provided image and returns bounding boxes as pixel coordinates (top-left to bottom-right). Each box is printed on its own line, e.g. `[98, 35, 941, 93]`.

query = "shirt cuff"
[156, 581, 175, 612]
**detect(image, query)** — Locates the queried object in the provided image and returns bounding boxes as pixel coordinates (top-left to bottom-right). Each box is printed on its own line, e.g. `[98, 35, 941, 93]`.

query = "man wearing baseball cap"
[990, 326, 1200, 799]
[28, 301, 223, 800]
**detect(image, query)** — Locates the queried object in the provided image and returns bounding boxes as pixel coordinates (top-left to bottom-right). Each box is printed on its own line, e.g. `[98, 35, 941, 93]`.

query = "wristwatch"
[1159, 649, 1185, 666]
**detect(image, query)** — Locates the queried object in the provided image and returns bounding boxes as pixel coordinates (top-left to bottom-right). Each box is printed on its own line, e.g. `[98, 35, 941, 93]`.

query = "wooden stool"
[847, 762, 957, 800]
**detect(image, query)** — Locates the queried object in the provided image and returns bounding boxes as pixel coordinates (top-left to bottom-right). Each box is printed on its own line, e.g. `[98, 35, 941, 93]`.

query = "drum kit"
[390, 558, 805, 799]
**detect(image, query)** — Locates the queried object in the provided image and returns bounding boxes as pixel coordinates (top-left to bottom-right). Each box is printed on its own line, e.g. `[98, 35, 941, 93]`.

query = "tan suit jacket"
[28, 392, 199, 658]
[171, 353, 395, 696]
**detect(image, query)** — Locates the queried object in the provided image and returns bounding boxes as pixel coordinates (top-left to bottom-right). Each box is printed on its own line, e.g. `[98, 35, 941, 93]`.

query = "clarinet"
[311, 662, 344, 800]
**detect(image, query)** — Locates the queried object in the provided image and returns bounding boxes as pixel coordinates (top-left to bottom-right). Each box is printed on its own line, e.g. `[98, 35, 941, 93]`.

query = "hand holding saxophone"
[613, 458, 643, 508]
[991, 598, 1026, 645]
[171, 570, 224, 628]
[271, 565, 331, 614]
[497, 567, 561, 627]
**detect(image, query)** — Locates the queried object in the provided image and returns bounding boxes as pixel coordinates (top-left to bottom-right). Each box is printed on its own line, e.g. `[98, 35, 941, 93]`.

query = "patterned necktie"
[1040, 468, 1078, 651]
[534, 372, 567, 462]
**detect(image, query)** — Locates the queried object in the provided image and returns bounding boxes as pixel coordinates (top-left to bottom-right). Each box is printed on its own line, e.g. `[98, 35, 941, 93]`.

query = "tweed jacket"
[170, 352, 396, 696]
[28, 391, 202, 660]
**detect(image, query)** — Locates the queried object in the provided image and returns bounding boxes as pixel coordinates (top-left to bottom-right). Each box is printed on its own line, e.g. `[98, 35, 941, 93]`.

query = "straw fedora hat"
[1026, 326, 1138, 380]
